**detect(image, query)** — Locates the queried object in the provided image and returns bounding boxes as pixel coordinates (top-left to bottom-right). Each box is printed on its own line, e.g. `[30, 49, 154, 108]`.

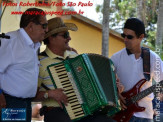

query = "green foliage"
[96, 5, 102, 13]
[110, 0, 137, 23]
[145, 30, 156, 48]
[96, 0, 162, 57]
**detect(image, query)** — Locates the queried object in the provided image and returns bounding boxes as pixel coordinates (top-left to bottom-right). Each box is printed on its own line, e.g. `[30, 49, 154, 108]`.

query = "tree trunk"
[136, 0, 147, 26]
[0, 0, 2, 6]
[155, 0, 163, 56]
[102, 0, 110, 57]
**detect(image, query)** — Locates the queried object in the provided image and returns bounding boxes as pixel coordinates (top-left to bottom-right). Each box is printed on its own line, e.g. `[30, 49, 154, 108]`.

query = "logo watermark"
[1, 108, 26, 121]
[154, 46, 162, 121]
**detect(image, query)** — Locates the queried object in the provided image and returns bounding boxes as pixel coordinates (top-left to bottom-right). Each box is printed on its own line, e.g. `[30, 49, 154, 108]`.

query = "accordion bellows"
[47, 53, 120, 121]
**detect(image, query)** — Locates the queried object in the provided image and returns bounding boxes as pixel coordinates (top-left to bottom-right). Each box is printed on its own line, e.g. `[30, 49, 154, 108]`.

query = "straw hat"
[45, 17, 78, 39]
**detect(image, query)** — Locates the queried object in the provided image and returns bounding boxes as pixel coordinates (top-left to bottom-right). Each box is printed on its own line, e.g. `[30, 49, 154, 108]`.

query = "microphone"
[0, 33, 10, 47]
[0, 33, 10, 39]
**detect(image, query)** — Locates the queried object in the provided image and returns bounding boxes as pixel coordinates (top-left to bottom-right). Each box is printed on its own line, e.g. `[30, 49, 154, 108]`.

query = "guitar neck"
[131, 80, 163, 103]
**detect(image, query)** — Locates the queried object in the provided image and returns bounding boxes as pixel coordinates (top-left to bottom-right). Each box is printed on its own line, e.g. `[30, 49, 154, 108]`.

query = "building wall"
[63, 17, 125, 57]
[0, 0, 125, 57]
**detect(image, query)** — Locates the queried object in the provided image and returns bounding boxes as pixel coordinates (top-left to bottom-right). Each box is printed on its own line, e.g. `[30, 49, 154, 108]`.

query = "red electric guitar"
[112, 79, 163, 122]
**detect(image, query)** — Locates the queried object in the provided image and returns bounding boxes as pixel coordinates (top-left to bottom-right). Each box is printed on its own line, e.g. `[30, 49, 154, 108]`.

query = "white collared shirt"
[0, 28, 40, 98]
[111, 48, 163, 119]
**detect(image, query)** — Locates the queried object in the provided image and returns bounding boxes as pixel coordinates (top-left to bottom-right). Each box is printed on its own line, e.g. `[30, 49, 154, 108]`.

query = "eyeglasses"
[57, 32, 70, 39]
[121, 33, 134, 39]
[36, 22, 48, 29]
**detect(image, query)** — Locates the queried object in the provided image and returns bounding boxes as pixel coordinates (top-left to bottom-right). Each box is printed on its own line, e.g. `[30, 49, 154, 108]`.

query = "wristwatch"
[43, 91, 48, 99]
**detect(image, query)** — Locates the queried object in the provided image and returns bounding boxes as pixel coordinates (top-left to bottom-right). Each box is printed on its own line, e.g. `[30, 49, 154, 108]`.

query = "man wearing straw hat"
[34, 17, 77, 122]
[34, 17, 116, 122]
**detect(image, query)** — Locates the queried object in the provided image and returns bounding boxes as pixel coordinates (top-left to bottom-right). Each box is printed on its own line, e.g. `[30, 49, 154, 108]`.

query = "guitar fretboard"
[131, 80, 163, 103]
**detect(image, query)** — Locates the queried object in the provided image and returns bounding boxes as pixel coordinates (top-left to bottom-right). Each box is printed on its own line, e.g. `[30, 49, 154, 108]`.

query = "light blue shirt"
[0, 28, 40, 98]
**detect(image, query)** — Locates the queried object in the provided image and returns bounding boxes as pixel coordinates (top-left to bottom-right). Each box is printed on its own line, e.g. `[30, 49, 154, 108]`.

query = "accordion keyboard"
[48, 63, 85, 120]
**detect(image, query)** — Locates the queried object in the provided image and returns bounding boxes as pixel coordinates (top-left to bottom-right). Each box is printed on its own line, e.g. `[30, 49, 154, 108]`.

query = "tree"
[155, 0, 163, 57]
[102, 0, 110, 57]
[96, 0, 162, 55]
[136, 0, 147, 25]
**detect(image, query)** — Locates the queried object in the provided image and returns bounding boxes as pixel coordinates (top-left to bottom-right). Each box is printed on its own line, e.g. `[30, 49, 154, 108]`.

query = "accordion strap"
[141, 47, 151, 81]
[41, 83, 50, 90]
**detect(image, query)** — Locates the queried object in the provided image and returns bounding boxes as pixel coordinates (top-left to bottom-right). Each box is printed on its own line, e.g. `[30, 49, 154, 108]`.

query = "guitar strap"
[141, 47, 151, 81]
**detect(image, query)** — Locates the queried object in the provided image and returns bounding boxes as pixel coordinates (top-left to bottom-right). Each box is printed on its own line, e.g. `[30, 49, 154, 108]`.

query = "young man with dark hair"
[111, 18, 163, 122]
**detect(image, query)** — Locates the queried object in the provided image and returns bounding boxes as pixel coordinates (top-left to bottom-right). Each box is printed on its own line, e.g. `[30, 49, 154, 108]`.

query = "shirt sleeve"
[0, 39, 13, 89]
[0, 39, 13, 73]
[111, 54, 118, 73]
[38, 55, 47, 88]
[38, 66, 44, 88]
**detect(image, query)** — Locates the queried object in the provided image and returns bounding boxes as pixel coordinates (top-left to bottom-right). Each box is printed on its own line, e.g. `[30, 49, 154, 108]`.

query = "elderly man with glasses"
[0, 8, 48, 122]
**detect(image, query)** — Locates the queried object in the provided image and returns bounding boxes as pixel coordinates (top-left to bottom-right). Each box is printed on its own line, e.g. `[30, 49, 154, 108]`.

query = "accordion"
[47, 53, 120, 121]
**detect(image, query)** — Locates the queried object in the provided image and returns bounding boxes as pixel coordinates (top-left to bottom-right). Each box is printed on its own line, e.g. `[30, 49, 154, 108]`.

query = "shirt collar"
[126, 48, 143, 58]
[45, 47, 70, 60]
[20, 28, 33, 46]
[126, 48, 133, 55]
[19, 28, 41, 50]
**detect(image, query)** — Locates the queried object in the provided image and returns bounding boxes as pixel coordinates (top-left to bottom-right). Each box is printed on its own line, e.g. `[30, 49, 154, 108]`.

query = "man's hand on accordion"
[48, 88, 68, 108]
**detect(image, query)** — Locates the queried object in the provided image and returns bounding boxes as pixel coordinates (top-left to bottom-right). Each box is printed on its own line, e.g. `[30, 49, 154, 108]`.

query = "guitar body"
[112, 79, 146, 122]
